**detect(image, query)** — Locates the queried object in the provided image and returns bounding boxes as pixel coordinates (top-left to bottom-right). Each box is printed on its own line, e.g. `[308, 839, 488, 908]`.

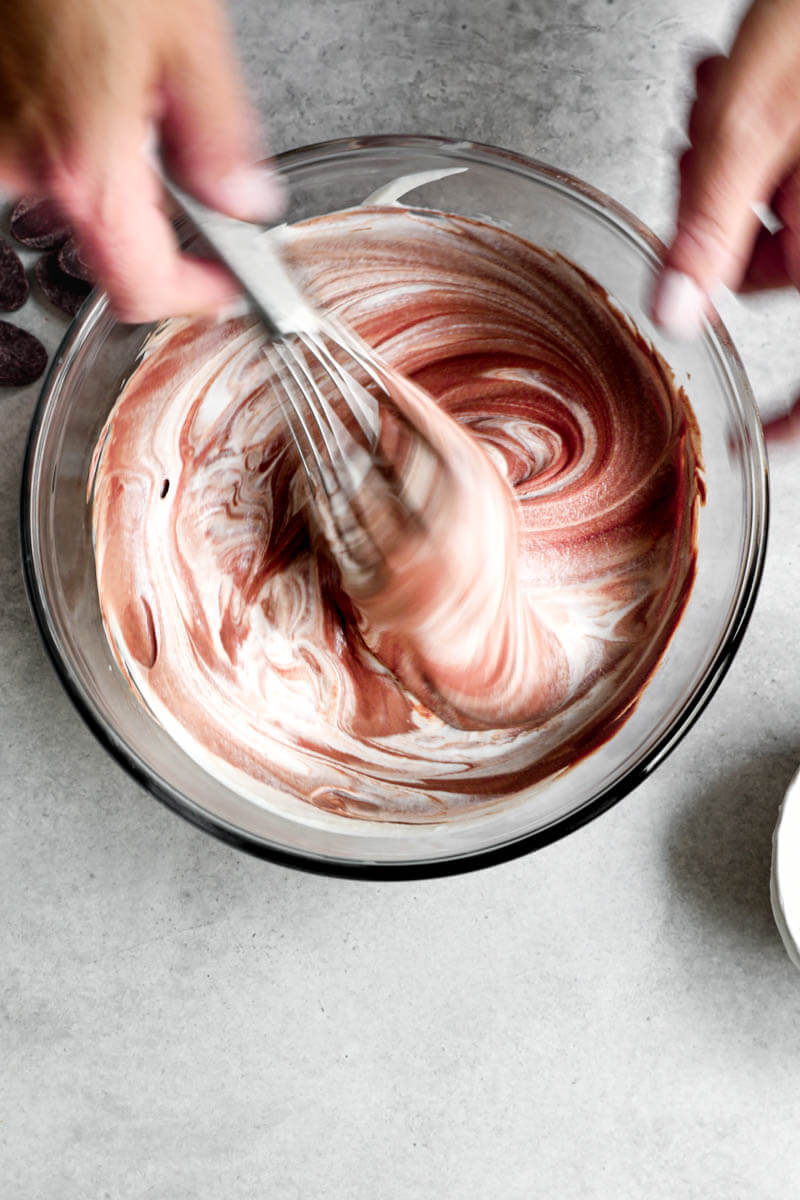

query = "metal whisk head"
[160, 174, 444, 594]
[264, 318, 440, 596]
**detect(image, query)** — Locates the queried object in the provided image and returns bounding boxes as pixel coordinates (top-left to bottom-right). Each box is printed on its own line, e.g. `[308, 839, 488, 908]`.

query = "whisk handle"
[160, 171, 319, 339]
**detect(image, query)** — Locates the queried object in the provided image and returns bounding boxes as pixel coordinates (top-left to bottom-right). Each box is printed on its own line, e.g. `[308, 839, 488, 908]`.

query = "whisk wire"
[158, 173, 429, 592]
[264, 335, 390, 586]
[297, 325, 381, 446]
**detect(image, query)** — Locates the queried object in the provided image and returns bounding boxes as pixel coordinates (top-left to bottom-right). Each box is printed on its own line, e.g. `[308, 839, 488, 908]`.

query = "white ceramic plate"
[771, 766, 800, 969]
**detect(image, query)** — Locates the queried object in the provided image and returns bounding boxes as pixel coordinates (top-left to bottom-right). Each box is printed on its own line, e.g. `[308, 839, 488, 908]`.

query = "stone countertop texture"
[3, 1, 800, 1196]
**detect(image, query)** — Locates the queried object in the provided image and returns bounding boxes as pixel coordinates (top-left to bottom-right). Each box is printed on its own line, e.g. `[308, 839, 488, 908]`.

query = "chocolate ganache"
[90, 206, 703, 822]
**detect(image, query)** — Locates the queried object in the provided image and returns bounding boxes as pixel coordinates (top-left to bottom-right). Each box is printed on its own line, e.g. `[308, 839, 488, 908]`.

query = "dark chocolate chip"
[57, 237, 94, 285]
[0, 320, 47, 386]
[35, 253, 91, 317]
[0, 237, 29, 311]
[10, 196, 70, 250]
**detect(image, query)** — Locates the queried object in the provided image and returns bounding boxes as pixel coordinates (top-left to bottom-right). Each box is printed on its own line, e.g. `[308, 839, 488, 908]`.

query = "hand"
[0, 0, 283, 321]
[653, 0, 800, 338]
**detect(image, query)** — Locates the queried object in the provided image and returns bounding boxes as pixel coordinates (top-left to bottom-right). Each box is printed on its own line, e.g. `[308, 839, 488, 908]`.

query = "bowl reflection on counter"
[20, 136, 768, 878]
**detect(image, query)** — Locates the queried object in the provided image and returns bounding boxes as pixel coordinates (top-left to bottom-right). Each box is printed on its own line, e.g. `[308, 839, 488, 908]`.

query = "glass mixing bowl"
[20, 136, 768, 878]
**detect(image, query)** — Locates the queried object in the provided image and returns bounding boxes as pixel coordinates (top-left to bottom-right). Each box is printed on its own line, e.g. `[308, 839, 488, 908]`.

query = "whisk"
[163, 178, 441, 595]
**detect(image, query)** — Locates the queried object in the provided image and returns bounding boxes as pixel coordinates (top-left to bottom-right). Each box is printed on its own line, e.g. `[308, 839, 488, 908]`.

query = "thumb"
[158, 0, 284, 224]
[652, 139, 769, 339]
[654, 0, 800, 338]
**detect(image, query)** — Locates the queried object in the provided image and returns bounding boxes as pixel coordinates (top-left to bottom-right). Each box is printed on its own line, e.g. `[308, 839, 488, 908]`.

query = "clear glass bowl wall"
[21, 137, 767, 876]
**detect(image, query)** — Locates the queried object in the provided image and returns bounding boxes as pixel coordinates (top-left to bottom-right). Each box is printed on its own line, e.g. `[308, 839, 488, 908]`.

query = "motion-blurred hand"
[0, 0, 283, 321]
[653, 0, 800, 339]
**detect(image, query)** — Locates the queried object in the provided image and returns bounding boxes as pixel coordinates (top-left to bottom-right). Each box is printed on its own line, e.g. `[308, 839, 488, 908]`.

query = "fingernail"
[652, 269, 706, 340]
[215, 165, 286, 224]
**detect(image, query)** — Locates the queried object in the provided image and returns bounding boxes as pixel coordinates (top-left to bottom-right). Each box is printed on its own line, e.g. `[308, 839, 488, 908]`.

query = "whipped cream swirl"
[91, 207, 703, 822]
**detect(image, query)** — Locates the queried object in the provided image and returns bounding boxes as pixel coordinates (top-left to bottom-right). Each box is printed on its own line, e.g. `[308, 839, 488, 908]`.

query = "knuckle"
[694, 53, 726, 95]
[681, 211, 740, 265]
[108, 293, 157, 325]
[713, 80, 792, 165]
[104, 272, 157, 324]
[675, 206, 748, 287]
[713, 95, 759, 159]
[687, 99, 706, 147]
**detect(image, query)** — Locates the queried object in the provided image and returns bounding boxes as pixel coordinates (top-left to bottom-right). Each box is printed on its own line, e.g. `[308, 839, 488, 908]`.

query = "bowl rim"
[19, 133, 770, 879]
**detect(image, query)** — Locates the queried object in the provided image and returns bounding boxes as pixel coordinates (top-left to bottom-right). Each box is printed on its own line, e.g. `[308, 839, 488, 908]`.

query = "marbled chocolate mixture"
[91, 207, 703, 822]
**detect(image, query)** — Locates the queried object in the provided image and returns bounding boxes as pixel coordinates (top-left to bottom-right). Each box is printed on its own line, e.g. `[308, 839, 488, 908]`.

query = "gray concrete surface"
[4, 1, 800, 1196]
